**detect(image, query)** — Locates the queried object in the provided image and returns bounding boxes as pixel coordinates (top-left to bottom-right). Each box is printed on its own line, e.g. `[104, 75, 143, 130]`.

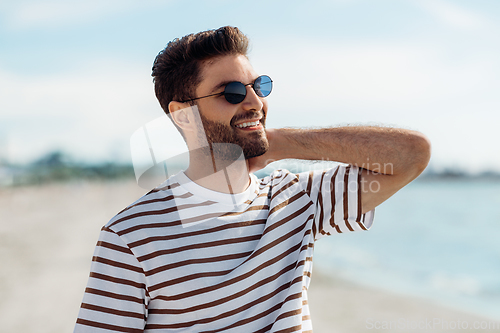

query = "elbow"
[408, 131, 432, 177]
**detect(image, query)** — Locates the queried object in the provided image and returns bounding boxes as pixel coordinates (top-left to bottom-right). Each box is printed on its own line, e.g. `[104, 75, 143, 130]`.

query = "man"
[75, 26, 430, 332]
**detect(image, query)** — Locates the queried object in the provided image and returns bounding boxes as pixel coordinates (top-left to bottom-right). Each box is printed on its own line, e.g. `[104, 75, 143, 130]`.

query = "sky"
[1, 0, 499, 173]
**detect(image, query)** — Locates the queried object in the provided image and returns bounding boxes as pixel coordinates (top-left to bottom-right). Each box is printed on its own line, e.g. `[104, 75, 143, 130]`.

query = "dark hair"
[151, 26, 249, 114]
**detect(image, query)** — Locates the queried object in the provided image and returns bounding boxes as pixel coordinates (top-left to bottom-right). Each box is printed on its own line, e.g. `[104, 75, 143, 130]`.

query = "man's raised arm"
[249, 126, 431, 213]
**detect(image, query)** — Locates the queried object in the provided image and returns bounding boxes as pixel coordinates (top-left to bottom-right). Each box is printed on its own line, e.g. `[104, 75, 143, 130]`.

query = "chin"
[243, 139, 269, 160]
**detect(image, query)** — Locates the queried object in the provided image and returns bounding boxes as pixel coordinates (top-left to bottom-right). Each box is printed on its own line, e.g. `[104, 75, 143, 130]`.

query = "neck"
[184, 145, 251, 194]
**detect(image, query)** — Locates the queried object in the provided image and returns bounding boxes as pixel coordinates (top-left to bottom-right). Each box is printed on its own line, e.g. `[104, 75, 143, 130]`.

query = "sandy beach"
[0, 180, 498, 333]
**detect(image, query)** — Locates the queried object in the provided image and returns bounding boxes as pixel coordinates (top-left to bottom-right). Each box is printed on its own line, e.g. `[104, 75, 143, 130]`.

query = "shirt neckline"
[171, 171, 258, 207]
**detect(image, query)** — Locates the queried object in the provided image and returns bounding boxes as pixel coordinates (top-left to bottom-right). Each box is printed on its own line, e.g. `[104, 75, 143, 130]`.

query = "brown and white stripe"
[75, 165, 373, 332]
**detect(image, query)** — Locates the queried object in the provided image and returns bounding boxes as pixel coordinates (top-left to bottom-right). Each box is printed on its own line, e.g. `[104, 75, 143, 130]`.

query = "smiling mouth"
[235, 119, 261, 129]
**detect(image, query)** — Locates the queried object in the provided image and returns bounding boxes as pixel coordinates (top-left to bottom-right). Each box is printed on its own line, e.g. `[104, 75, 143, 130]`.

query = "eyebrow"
[209, 80, 233, 94]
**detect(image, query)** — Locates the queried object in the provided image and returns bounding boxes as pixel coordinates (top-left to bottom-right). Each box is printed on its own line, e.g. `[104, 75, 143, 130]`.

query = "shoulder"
[104, 177, 183, 232]
[255, 169, 307, 202]
[268, 164, 359, 198]
[257, 168, 298, 187]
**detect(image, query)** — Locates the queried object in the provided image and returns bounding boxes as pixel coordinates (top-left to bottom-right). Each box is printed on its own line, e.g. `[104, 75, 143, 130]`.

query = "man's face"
[193, 54, 269, 159]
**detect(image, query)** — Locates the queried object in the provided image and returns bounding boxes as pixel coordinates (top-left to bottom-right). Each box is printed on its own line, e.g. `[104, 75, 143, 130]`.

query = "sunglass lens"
[224, 82, 247, 104]
[254, 75, 272, 97]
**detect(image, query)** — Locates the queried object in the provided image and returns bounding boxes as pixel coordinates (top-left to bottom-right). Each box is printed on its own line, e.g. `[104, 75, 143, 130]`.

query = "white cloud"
[0, 59, 163, 163]
[1, 0, 169, 30]
[417, 0, 492, 31]
[252, 36, 500, 171]
[254, 38, 496, 115]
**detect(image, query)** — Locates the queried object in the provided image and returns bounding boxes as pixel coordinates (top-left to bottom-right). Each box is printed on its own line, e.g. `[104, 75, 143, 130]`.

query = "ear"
[168, 101, 197, 132]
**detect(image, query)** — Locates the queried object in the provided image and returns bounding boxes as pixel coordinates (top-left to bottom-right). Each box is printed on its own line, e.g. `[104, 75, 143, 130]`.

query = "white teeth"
[236, 120, 260, 128]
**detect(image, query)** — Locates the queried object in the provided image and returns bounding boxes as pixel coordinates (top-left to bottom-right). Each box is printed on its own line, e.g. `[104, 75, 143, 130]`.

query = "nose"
[242, 85, 264, 111]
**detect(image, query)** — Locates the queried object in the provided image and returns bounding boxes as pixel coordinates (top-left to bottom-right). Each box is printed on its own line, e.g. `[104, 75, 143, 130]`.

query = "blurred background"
[1, 0, 499, 332]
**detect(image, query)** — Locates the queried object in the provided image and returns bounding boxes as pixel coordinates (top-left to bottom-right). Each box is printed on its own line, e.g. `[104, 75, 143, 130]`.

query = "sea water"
[312, 178, 500, 321]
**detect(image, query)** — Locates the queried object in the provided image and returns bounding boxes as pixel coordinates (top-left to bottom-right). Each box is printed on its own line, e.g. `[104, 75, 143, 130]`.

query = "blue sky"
[1, 0, 499, 172]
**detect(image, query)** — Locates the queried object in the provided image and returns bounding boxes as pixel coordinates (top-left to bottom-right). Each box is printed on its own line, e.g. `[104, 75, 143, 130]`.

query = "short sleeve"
[296, 164, 374, 241]
[74, 227, 149, 333]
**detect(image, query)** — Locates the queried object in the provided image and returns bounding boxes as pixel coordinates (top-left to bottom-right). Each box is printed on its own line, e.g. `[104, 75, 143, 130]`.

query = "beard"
[197, 110, 269, 160]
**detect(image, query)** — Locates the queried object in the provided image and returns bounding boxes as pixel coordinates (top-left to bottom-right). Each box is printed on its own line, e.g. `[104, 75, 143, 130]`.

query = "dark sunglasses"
[181, 75, 273, 104]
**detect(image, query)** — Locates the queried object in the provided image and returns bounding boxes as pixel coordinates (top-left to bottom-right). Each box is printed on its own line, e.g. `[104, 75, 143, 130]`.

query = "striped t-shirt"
[75, 165, 374, 332]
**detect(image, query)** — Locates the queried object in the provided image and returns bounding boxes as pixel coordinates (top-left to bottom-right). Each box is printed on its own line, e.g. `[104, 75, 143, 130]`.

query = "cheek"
[200, 101, 237, 124]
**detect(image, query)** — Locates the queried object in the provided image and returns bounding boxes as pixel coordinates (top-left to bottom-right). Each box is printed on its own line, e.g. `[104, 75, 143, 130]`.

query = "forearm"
[267, 126, 431, 178]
